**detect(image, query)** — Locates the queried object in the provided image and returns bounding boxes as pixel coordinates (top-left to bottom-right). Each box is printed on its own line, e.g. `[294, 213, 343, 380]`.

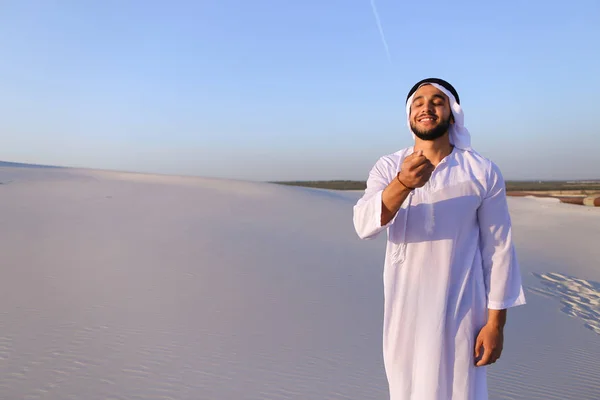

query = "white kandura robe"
[353, 146, 526, 400]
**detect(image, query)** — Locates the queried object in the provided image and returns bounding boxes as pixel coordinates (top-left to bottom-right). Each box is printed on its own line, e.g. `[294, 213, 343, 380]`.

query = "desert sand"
[1, 166, 599, 400]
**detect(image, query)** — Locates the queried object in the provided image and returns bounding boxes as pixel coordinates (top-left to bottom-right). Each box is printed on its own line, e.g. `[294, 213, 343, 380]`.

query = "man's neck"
[413, 136, 453, 166]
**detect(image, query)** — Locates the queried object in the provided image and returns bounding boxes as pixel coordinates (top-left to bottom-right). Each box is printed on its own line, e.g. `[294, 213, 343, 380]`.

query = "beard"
[410, 116, 451, 141]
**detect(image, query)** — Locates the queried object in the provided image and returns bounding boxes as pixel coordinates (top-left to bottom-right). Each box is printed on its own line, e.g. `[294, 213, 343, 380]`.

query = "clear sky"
[1, 0, 599, 181]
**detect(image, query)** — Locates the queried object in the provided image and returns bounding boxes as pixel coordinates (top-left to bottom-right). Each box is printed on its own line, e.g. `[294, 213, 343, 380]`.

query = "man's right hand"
[381, 150, 434, 225]
[397, 150, 435, 189]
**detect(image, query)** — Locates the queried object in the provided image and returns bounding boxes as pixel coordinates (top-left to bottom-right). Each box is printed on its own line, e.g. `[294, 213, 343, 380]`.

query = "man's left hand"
[474, 323, 504, 366]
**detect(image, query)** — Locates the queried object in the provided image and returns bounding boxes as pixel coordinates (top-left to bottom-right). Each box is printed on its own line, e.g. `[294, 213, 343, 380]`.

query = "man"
[353, 78, 526, 400]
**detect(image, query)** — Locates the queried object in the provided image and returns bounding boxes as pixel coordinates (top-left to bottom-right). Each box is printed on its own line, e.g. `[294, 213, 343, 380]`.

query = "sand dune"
[1, 166, 599, 399]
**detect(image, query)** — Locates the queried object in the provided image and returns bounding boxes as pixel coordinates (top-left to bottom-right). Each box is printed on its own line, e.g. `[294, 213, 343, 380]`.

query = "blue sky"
[1, 0, 599, 181]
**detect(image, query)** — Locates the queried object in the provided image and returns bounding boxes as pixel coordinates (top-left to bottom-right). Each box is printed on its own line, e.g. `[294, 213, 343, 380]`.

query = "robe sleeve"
[353, 156, 399, 240]
[477, 162, 526, 310]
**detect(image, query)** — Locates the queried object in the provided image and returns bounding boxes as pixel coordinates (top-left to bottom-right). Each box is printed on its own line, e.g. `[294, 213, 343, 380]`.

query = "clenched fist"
[397, 150, 435, 189]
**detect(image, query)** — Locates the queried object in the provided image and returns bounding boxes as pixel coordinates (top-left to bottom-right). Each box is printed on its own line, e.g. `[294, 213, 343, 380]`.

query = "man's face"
[409, 84, 453, 141]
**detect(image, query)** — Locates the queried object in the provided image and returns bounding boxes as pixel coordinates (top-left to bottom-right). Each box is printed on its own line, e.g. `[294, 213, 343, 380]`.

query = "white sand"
[0, 166, 599, 400]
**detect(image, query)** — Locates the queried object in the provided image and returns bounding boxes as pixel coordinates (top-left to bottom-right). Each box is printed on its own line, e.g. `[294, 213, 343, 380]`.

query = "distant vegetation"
[504, 180, 600, 192]
[272, 180, 600, 193]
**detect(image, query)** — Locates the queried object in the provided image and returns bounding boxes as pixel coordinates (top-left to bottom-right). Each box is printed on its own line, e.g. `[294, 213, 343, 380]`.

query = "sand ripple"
[530, 272, 600, 335]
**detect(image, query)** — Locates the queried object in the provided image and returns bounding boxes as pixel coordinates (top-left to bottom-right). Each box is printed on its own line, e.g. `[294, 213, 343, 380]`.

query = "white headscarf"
[405, 82, 472, 151]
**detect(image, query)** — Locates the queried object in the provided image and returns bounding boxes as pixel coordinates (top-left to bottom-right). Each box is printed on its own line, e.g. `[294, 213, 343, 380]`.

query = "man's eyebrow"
[412, 94, 447, 103]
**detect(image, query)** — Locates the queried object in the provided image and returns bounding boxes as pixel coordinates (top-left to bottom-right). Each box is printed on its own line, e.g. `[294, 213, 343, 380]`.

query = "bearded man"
[353, 78, 526, 400]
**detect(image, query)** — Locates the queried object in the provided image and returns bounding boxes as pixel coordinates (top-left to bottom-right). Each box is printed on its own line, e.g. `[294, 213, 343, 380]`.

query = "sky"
[1, 0, 599, 181]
